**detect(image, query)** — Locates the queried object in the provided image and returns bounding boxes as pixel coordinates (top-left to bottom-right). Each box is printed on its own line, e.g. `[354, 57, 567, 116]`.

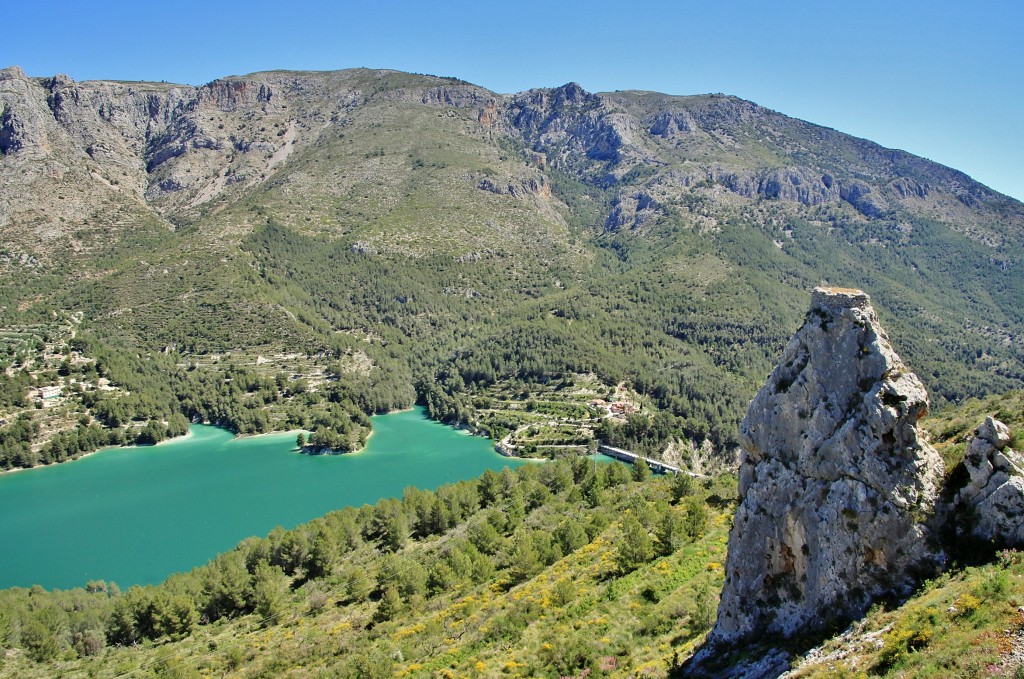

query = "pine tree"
[671, 472, 695, 503]
[581, 471, 604, 507]
[305, 525, 337, 579]
[655, 504, 687, 555]
[21, 619, 60, 662]
[375, 585, 402, 623]
[632, 457, 651, 482]
[508, 532, 544, 584]
[381, 510, 409, 552]
[616, 514, 654, 573]
[478, 468, 502, 507]
[252, 562, 288, 625]
[682, 497, 709, 540]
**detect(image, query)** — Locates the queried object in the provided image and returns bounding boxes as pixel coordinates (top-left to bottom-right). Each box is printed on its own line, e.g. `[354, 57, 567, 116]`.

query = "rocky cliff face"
[0, 66, 556, 259]
[2, 64, 1022, 260]
[709, 288, 946, 647]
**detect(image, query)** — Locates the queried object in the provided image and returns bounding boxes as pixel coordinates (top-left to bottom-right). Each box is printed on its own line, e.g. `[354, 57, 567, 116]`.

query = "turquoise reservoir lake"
[0, 407, 526, 590]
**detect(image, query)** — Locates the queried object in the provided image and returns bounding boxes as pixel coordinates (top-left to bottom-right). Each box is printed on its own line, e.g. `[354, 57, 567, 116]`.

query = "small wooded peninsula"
[1, 65, 1024, 676]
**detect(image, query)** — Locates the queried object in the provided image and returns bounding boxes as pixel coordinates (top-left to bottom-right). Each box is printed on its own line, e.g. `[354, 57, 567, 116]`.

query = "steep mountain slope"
[1, 66, 1023, 457]
[4, 65, 1024, 678]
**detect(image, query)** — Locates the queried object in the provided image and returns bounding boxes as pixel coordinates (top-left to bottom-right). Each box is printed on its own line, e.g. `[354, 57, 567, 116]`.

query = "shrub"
[952, 592, 981, 618]
[876, 611, 937, 671]
[973, 569, 1009, 602]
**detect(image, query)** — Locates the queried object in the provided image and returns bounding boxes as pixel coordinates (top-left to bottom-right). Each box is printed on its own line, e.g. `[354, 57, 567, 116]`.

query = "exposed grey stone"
[605, 191, 661, 230]
[956, 416, 1024, 546]
[709, 287, 945, 647]
[477, 175, 548, 198]
[649, 109, 695, 137]
[0, 66, 26, 81]
[710, 166, 843, 206]
[507, 83, 623, 166]
[840, 180, 888, 217]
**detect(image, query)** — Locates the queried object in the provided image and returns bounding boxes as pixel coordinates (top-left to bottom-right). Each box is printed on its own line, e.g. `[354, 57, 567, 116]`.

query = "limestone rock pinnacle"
[710, 287, 945, 645]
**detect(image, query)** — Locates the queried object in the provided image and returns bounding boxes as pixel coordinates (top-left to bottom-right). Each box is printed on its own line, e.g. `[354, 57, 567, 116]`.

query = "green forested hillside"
[0, 460, 734, 678]
[0, 67, 1023, 466]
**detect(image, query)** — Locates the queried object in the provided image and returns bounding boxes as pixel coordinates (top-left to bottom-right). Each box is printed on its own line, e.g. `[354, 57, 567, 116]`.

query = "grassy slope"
[789, 559, 1024, 677]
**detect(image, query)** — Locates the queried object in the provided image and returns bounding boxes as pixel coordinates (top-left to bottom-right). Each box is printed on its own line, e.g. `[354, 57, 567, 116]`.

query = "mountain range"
[2, 64, 1023, 452]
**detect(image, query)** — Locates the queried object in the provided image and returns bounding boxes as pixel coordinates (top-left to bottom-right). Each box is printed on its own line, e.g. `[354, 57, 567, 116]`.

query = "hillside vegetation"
[1, 67, 1023, 469]
[2, 393, 1024, 677]
[0, 459, 735, 678]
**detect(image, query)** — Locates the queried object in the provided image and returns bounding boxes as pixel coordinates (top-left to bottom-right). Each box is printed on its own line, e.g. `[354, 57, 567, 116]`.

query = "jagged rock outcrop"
[604, 190, 661, 230]
[839, 180, 888, 217]
[648, 109, 696, 137]
[709, 287, 946, 648]
[1, 64, 1022, 271]
[713, 166, 841, 207]
[506, 83, 625, 169]
[477, 174, 550, 199]
[955, 417, 1024, 546]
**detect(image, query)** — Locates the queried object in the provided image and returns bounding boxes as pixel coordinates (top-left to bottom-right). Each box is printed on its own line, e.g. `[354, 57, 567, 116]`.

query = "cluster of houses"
[588, 398, 640, 419]
[609, 402, 639, 416]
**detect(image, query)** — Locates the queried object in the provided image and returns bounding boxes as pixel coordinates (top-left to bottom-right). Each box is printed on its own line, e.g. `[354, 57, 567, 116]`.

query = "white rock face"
[710, 287, 945, 645]
[956, 416, 1024, 546]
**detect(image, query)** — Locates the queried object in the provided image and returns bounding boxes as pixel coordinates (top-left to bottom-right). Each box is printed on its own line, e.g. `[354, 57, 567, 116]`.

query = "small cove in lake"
[0, 406, 529, 590]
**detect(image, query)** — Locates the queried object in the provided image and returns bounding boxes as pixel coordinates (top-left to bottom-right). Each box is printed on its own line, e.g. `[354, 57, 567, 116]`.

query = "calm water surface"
[0, 407, 525, 590]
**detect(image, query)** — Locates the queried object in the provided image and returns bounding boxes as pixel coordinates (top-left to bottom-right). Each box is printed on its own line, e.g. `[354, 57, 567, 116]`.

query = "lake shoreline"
[294, 417, 384, 456]
[157, 429, 195, 446]
[232, 428, 305, 444]
[294, 406, 430, 456]
[0, 405, 523, 590]
[0, 428, 198, 477]
[1, 406, 452, 476]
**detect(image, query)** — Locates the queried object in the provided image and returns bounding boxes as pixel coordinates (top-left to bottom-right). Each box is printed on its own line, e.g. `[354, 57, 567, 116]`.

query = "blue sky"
[4, 0, 1022, 201]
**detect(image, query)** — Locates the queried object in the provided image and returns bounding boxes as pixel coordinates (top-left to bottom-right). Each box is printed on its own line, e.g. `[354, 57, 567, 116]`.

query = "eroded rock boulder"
[955, 416, 1024, 546]
[710, 287, 946, 646]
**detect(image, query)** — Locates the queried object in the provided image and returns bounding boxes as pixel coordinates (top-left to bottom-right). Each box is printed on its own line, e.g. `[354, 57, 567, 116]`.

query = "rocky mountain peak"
[0, 65, 27, 81]
[808, 286, 871, 311]
[707, 287, 946, 650]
